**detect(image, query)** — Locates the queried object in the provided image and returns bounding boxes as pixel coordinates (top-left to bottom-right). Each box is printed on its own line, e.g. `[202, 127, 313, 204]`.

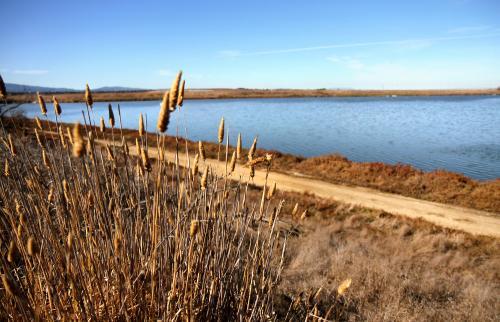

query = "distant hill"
[5, 83, 146, 93]
[6, 83, 78, 93]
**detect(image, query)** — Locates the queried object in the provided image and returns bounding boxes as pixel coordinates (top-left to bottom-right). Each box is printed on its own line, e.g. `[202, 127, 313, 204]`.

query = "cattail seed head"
[229, 151, 236, 173]
[192, 153, 199, 177]
[53, 96, 62, 115]
[190, 220, 199, 237]
[201, 167, 208, 190]
[2, 274, 21, 298]
[100, 116, 105, 133]
[7, 241, 19, 263]
[108, 104, 115, 127]
[106, 144, 114, 161]
[37, 92, 47, 115]
[4, 159, 10, 177]
[72, 122, 85, 157]
[249, 165, 255, 178]
[35, 128, 43, 148]
[34, 116, 43, 130]
[291, 203, 299, 216]
[141, 148, 151, 172]
[236, 133, 242, 159]
[0, 74, 6, 99]
[198, 141, 206, 161]
[67, 232, 74, 249]
[113, 232, 122, 253]
[66, 127, 73, 145]
[85, 84, 93, 107]
[135, 138, 141, 155]
[157, 90, 170, 132]
[178, 79, 185, 107]
[217, 117, 224, 144]
[27, 237, 39, 256]
[56, 128, 65, 145]
[42, 149, 50, 168]
[248, 137, 258, 161]
[138, 113, 145, 136]
[63, 179, 69, 202]
[300, 209, 308, 220]
[337, 278, 352, 295]
[267, 182, 276, 199]
[169, 71, 182, 110]
[48, 185, 54, 202]
[8, 134, 16, 156]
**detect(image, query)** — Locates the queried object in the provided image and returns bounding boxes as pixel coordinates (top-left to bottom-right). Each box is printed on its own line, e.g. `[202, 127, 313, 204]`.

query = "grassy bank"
[7, 87, 500, 103]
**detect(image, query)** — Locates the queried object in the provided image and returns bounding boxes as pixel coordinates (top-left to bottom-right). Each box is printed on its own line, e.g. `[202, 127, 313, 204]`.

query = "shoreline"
[6, 87, 500, 103]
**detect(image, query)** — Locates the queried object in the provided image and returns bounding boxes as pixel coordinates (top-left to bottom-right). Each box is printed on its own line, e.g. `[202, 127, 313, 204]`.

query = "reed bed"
[0, 73, 300, 321]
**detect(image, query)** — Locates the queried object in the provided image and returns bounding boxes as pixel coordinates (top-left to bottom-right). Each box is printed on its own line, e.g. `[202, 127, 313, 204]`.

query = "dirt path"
[99, 139, 500, 238]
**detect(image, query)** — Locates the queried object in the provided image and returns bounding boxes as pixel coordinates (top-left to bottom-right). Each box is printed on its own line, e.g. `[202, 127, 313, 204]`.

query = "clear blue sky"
[1, 0, 500, 89]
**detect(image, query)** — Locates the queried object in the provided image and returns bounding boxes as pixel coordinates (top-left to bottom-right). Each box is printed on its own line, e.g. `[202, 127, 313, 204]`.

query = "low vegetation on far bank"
[6, 87, 500, 104]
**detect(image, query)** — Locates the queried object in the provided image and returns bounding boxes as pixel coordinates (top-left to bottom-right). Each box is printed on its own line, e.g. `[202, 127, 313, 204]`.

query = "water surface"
[19, 95, 500, 180]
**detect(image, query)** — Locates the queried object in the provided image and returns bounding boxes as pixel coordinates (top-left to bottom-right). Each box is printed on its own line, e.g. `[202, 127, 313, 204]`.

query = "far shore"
[7, 87, 500, 103]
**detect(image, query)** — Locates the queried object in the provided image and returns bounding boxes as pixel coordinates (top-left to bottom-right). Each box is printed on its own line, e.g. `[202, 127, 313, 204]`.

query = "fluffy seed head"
[35, 128, 43, 148]
[27, 237, 39, 256]
[4, 159, 10, 177]
[37, 92, 47, 115]
[138, 113, 145, 136]
[201, 167, 208, 190]
[100, 116, 105, 132]
[291, 203, 299, 216]
[53, 96, 62, 115]
[267, 182, 276, 199]
[178, 79, 185, 107]
[192, 153, 199, 177]
[66, 127, 73, 145]
[34, 116, 43, 130]
[42, 149, 50, 168]
[8, 134, 16, 156]
[169, 70, 182, 110]
[157, 90, 170, 132]
[198, 141, 206, 161]
[67, 232, 74, 249]
[229, 151, 236, 173]
[236, 133, 242, 159]
[337, 278, 352, 295]
[108, 104, 115, 127]
[218, 117, 224, 144]
[190, 220, 199, 237]
[0, 74, 6, 99]
[248, 137, 258, 161]
[2, 274, 21, 298]
[72, 122, 85, 157]
[85, 84, 93, 107]
[141, 148, 151, 172]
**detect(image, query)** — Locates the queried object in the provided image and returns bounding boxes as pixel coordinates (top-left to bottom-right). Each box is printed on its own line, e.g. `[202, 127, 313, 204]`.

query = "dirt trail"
[98, 139, 500, 238]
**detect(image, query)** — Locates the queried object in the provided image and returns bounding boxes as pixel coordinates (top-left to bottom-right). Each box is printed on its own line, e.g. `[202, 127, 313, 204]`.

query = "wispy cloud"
[12, 69, 48, 75]
[156, 69, 174, 76]
[448, 25, 492, 34]
[221, 32, 500, 57]
[327, 56, 364, 70]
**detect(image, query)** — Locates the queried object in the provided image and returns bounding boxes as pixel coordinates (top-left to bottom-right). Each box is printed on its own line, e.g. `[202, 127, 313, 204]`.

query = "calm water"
[19, 96, 500, 180]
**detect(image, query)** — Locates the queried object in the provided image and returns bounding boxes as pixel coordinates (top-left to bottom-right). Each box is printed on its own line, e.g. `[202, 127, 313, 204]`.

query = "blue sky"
[1, 0, 500, 89]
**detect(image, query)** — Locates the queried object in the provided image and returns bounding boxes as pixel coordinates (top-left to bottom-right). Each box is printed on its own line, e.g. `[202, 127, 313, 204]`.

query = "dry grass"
[0, 74, 296, 320]
[1, 73, 498, 320]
